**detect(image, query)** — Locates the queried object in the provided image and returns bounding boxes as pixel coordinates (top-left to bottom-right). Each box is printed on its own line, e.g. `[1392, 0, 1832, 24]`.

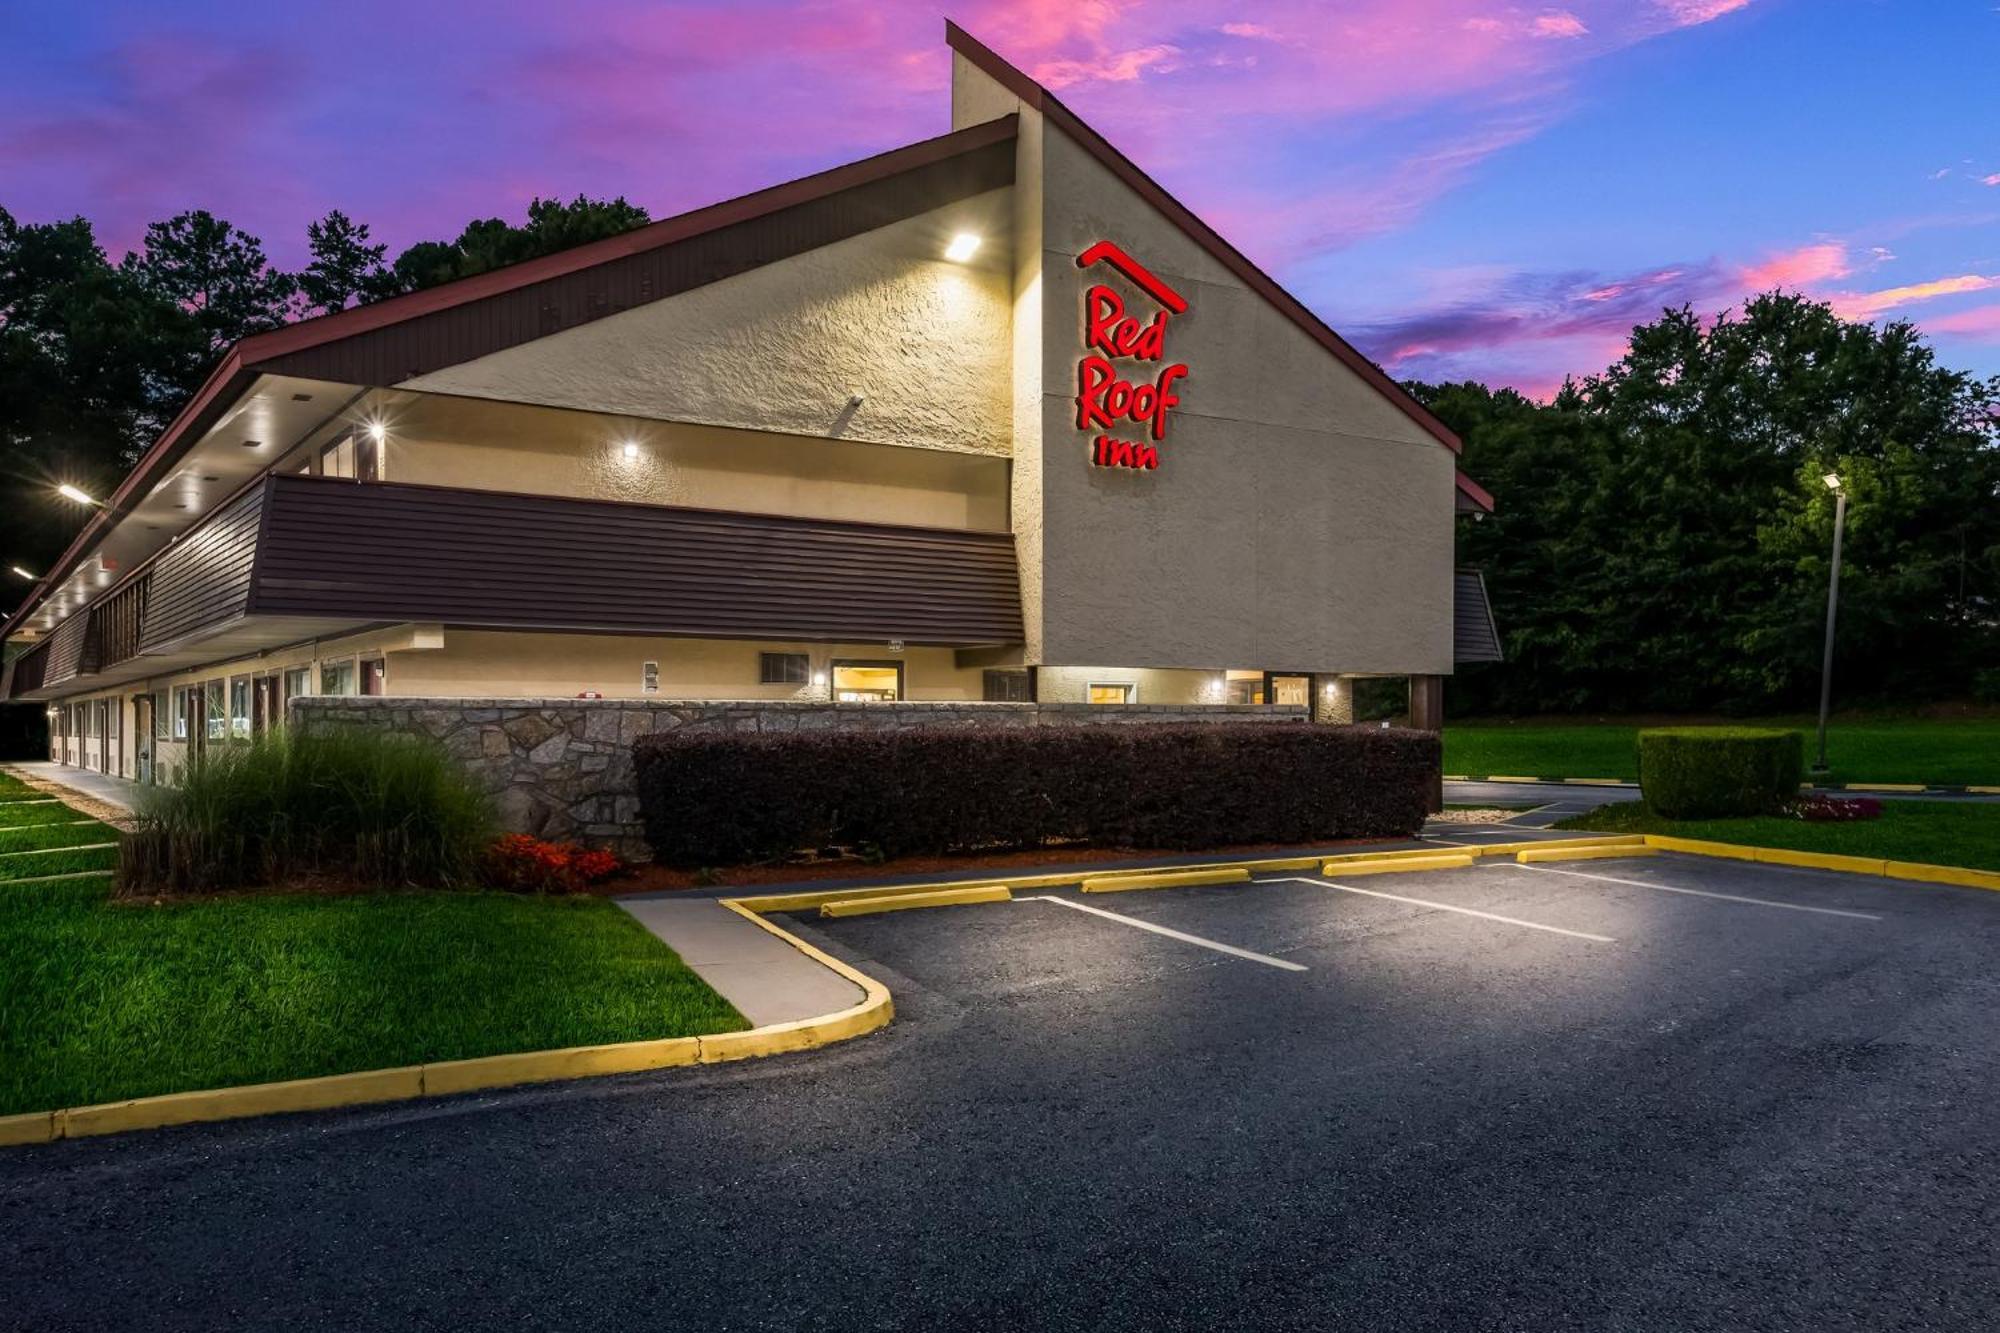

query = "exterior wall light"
[943, 233, 981, 263]
[57, 484, 97, 505]
[367, 421, 387, 444]
[622, 441, 641, 459]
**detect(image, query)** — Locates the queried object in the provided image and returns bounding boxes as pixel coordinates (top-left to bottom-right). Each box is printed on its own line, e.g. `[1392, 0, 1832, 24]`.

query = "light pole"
[1812, 472, 1847, 776]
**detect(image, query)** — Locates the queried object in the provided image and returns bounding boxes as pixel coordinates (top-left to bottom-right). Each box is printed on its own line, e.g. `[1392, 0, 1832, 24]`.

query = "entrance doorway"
[133, 695, 153, 784]
[831, 660, 903, 702]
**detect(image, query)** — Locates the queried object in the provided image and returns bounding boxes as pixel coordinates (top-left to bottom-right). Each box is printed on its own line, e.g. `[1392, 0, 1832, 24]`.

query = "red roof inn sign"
[1075, 241, 1190, 471]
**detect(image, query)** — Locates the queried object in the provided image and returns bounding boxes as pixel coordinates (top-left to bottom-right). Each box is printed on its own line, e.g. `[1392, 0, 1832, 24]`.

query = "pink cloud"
[1832, 274, 2000, 320]
[1982, 173, 2000, 187]
[1738, 241, 1851, 290]
[1656, 0, 1755, 26]
[1036, 44, 1182, 88]
[1920, 304, 2000, 341]
[1530, 11, 1589, 39]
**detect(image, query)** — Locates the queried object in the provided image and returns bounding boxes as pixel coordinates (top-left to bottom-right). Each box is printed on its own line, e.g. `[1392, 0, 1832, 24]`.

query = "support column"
[1408, 674, 1445, 813]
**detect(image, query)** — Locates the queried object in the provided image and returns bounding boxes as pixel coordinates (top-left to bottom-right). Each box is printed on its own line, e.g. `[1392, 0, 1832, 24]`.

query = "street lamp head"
[8, 565, 34, 580]
[1822, 473, 1843, 493]
[56, 483, 97, 505]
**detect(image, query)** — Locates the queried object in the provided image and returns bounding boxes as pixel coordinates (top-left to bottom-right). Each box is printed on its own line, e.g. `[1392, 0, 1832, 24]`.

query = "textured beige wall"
[385, 407, 1008, 531]
[387, 631, 988, 702]
[401, 191, 1015, 459]
[1030, 128, 1456, 676]
[1033, 665, 1216, 705]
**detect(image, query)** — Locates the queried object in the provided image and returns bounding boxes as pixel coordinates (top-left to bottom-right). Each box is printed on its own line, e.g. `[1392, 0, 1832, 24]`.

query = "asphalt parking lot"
[6, 853, 2000, 1331]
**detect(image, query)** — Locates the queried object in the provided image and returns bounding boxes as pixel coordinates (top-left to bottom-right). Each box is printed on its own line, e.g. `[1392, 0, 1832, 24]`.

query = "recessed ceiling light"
[291, 393, 313, 402]
[241, 439, 262, 448]
[201, 474, 219, 482]
[173, 503, 188, 510]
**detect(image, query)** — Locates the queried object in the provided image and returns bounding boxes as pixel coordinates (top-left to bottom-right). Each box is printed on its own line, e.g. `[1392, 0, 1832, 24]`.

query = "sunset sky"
[4, 0, 1996, 397]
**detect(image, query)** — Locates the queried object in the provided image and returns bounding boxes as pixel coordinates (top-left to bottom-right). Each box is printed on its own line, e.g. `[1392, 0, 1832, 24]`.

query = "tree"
[297, 209, 389, 315]
[1430, 293, 2000, 716]
[120, 210, 295, 391]
[377, 195, 650, 295]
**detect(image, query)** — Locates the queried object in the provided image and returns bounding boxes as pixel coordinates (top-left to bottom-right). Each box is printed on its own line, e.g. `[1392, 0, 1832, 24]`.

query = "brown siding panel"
[42, 611, 91, 688]
[251, 476, 1023, 645]
[139, 485, 265, 653]
[8, 637, 52, 698]
[258, 137, 1015, 387]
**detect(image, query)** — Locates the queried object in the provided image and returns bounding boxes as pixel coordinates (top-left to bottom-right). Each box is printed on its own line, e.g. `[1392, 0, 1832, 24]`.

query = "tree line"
[4, 199, 1996, 715]
[0, 197, 648, 577]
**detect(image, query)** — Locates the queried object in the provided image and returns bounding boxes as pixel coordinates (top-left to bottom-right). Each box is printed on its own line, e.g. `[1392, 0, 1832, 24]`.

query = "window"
[283, 667, 310, 704]
[983, 670, 1032, 703]
[759, 652, 810, 686]
[831, 661, 902, 702]
[320, 660, 356, 696]
[172, 687, 191, 740]
[83, 699, 99, 739]
[229, 678, 251, 739]
[204, 681, 226, 741]
[642, 661, 660, 694]
[152, 692, 169, 741]
[320, 434, 356, 479]
[1087, 682, 1135, 705]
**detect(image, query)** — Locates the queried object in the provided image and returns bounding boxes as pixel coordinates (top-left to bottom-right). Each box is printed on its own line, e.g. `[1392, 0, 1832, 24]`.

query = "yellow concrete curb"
[820, 884, 1011, 917]
[1484, 776, 1542, 784]
[1443, 774, 1470, 781]
[2, 895, 895, 1148]
[1643, 837, 2000, 893]
[1080, 867, 1250, 893]
[1844, 783, 1927, 794]
[1516, 844, 1658, 865]
[1884, 861, 2000, 892]
[1968, 786, 2000, 796]
[1321, 852, 1475, 876]
[1562, 778, 1630, 787]
[1438, 835, 1647, 860]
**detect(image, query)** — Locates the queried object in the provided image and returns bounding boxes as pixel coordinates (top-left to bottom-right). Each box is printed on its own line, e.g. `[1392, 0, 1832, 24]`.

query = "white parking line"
[1270, 877, 1617, 944]
[1024, 896, 1308, 971]
[1494, 862, 1882, 921]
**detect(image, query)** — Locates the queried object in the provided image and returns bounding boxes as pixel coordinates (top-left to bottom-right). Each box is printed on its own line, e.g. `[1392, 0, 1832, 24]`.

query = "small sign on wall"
[642, 661, 660, 694]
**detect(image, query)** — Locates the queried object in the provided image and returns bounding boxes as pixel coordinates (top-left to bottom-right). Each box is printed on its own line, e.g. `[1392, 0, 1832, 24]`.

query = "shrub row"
[120, 728, 495, 895]
[634, 723, 1439, 866]
[1637, 726, 1804, 819]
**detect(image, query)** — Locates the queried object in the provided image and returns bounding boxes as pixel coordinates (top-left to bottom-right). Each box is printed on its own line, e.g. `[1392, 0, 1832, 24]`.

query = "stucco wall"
[384, 407, 1009, 531]
[400, 190, 1016, 459]
[1030, 129, 1456, 676]
[295, 696, 1308, 856]
[387, 631, 989, 702]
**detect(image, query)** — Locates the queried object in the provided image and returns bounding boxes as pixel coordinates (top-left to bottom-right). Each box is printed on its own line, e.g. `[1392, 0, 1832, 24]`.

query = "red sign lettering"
[1075, 241, 1189, 473]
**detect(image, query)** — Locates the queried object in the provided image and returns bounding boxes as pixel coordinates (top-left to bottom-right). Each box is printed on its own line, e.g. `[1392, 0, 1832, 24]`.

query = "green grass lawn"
[1446, 715, 2000, 786]
[1556, 799, 2000, 872]
[0, 782, 748, 1117]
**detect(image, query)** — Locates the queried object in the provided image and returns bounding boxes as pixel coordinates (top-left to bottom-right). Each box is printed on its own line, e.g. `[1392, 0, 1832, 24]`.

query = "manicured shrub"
[1637, 726, 1804, 819]
[120, 729, 494, 895]
[633, 723, 1438, 866]
[485, 834, 625, 894]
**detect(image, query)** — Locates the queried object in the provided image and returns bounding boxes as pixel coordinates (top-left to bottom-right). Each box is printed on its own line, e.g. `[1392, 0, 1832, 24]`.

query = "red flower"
[485, 835, 626, 893]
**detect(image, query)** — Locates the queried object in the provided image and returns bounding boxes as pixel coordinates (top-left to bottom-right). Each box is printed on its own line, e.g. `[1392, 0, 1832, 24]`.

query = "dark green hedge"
[634, 723, 1438, 866]
[1637, 727, 1804, 819]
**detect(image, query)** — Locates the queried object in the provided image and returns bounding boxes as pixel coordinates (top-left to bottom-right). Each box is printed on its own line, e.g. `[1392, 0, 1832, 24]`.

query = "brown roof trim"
[2, 116, 1019, 644]
[1455, 470, 1496, 514]
[945, 21, 1462, 457]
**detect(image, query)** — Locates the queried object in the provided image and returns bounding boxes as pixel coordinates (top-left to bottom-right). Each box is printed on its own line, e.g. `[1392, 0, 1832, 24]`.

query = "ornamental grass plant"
[120, 728, 495, 895]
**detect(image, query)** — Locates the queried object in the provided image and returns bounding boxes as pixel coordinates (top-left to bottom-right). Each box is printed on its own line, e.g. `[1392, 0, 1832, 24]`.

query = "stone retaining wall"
[291, 697, 1308, 857]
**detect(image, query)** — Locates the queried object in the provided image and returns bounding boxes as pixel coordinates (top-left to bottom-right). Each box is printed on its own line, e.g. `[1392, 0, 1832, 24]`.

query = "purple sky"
[4, 1, 1997, 398]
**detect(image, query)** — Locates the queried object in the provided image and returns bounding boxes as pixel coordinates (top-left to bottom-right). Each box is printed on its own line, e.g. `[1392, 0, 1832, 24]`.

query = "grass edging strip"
[1, 894, 895, 1148]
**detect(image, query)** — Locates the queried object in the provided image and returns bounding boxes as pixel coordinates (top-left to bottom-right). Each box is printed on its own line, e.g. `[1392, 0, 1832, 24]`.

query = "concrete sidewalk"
[618, 897, 865, 1027]
[3, 761, 140, 824]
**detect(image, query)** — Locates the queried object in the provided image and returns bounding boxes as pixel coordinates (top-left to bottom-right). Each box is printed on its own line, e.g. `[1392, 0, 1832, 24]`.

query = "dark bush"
[634, 723, 1439, 866]
[1637, 726, 1804, 819]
